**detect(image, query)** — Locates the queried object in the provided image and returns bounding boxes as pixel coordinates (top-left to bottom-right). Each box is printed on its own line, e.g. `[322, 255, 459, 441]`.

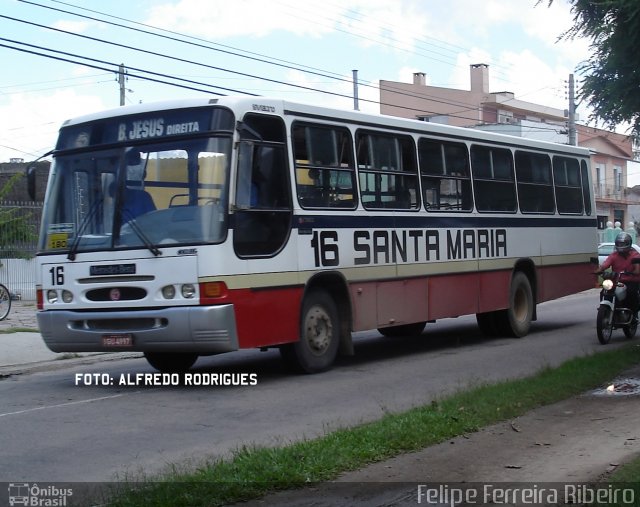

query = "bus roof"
[60, 96, 590, 157]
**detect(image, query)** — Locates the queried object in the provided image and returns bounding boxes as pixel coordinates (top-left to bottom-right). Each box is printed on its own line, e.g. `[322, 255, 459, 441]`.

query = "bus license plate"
[102, 334, 133, 347]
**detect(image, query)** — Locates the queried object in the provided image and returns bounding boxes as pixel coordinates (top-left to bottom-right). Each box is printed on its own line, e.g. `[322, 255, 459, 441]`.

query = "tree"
[548, 0, 640, 133]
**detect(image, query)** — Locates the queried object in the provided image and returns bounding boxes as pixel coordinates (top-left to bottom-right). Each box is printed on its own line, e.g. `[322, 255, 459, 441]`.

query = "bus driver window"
[122, 150, 156, 220]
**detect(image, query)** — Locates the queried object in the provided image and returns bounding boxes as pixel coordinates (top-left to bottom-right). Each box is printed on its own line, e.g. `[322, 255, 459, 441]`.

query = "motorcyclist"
[596, 232, 640, 317]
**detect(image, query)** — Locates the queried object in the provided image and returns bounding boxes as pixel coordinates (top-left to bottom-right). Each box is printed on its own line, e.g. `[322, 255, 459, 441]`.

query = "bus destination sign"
[57, 108, 231, 150]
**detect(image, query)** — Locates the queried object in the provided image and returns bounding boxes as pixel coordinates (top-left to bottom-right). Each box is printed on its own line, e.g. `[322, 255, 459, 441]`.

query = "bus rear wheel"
[144, 352, 198, 373]
[499, 271, 534, 337]
[280, 289, 339, 374]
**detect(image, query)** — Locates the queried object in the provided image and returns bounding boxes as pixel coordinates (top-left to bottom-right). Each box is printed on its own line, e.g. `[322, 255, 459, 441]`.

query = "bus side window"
[293, 123, 356, 209]
[581, 160, 592, 215]
[419, 138, 472, 211]
[553, 156, 583, 214]
[471, 145, 516, 212]
[356, 131, 419, 210]
[515, 151, 555, 213]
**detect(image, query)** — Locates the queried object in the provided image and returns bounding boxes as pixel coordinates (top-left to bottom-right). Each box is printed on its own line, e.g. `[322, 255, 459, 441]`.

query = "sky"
[0, 0, 594, 165]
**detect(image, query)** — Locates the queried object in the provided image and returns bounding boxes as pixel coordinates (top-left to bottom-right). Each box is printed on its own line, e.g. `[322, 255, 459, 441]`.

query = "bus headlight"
[47, 289, 58, 304]
[181, 284, 196, 299]
[162, 285, 176, 299]
[61, 290, 74, 303]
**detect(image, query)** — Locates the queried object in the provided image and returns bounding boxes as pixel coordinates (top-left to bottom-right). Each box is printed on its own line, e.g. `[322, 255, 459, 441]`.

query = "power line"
[0, 39, 244, 96]
[0, 15, 367, 102]
[10, 1, 569, 129]
[10, 1, 509, 116]
[0, 72, 111, 92]
[19, 0, 355, 86]
[2, 2, 577, 135]
[271, 0, 517, 83]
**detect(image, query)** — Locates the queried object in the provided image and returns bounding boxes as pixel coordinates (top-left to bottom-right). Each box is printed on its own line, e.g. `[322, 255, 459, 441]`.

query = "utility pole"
[352, 69, 359, 111]
[118, 64, 127, 106]
[568, 73, 576, 146]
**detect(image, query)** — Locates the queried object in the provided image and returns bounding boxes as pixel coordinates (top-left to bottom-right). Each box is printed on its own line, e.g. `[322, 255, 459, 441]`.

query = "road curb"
[0, 352, 143, 377]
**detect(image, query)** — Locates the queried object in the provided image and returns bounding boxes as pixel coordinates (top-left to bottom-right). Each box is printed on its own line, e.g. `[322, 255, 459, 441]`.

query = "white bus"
[32, 97, 596, 373]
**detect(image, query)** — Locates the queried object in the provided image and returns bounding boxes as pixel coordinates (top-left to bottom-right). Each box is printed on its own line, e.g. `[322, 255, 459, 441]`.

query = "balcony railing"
[594, 183, 625, 200]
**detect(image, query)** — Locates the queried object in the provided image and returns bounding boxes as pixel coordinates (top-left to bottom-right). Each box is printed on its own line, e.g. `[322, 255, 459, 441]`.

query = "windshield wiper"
[67, 197, 103, 261]
[120, 210, 162, 257]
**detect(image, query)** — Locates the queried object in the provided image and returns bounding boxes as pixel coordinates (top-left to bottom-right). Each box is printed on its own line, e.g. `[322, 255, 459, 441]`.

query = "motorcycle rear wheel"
[596, 306, 614, 344]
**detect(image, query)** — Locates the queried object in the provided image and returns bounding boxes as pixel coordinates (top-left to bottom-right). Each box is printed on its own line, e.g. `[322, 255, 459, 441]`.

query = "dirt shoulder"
[247, 367, 640, 506]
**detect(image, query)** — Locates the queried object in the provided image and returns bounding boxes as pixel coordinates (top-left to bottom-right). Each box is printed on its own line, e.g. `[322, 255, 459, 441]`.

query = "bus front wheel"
[144, 352, 198, 373]
[280, 289, 340, 374]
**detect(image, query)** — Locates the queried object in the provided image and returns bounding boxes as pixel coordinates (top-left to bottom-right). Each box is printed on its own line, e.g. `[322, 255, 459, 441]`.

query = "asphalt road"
[0, 289, 630, 485]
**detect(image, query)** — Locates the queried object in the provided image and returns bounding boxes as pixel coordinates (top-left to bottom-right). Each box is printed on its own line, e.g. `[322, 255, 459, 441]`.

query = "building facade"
[379, 64, 638, 239]
[576, 125, 635, 231]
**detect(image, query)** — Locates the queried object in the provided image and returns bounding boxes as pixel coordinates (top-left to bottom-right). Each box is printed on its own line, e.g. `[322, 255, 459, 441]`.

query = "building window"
[614, 166, 622, 192]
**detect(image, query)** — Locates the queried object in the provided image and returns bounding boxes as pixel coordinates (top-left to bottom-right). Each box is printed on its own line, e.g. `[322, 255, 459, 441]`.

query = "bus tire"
[378, 322, 426, 337]
[144, 352, 198, 373]
[499, 271, 534, 338]
[280, 289, 339, 374]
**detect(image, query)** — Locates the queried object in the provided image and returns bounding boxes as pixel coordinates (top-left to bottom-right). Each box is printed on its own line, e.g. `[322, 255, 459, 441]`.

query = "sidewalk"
[0, 300, 140, 374]
[250, 384, 640, 506]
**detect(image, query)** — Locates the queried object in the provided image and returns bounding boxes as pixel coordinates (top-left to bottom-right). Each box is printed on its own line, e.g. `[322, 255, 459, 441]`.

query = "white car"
[597, 242, 640, 265]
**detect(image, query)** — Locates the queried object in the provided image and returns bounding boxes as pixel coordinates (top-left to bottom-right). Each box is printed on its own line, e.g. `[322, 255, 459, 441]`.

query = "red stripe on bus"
[231, 286, 304, 349]
[229, 262, 593, 348]
[537, 262, 593, 302]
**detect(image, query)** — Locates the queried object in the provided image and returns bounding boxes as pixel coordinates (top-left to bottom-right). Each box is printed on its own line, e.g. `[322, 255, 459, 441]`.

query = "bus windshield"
[38, 136, 232, 254]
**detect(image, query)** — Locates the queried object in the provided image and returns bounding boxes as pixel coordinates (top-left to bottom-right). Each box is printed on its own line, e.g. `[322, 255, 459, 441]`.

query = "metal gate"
[0, 201, 41, 301]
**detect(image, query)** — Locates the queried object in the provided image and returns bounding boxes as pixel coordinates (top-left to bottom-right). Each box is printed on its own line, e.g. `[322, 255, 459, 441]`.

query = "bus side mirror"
[26, 165, 36, 201]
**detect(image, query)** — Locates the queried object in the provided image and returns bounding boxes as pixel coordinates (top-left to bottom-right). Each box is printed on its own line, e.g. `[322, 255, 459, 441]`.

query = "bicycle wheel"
[0, 284, 11, 321]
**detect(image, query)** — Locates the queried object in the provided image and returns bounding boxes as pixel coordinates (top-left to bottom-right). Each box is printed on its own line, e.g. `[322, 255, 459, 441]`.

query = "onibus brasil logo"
[7, 483, 73, 506]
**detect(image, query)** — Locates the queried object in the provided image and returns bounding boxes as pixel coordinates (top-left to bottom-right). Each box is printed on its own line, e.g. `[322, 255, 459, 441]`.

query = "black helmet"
[615, 232, 632, 253]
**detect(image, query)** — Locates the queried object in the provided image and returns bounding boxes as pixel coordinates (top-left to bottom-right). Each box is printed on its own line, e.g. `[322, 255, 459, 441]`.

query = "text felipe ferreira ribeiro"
[75, 372, 258, 386]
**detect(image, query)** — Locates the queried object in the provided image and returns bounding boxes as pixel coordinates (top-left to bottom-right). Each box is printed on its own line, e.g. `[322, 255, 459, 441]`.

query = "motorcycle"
[596, 266, 639, 344]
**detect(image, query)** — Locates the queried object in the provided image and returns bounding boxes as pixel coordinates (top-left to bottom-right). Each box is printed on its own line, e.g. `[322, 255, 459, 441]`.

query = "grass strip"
[0, 327, 39, 334]
[106, 345, 640, 507]
[599, 452, 640, 506]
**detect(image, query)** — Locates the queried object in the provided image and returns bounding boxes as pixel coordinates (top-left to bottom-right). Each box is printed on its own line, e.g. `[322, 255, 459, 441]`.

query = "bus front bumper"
[37, 304, 239, 354]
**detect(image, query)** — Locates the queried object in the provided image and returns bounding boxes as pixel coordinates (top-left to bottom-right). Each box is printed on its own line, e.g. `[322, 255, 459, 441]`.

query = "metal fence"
[0, 201, 42, 301]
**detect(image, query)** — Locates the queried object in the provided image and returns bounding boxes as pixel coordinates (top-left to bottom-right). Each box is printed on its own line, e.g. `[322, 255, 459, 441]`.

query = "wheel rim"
[513, 286, 529, 323]
[303, 304, 333, 356]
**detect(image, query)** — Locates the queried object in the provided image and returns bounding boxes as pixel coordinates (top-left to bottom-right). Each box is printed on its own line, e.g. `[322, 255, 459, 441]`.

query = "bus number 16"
[49, 266, 65, 285]
[311, 231, 339, 267]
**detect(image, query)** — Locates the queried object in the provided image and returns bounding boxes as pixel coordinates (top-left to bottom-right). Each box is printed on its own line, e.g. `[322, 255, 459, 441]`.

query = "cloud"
[522, 0, 591, 65]
[0, 91, 106, 162]
[52, 20, 92, 34]
[336, 0, 429, 53]
[498, 49, 568, 108]
[145, 0, 431, 54]
[145, 0, 335, 38]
